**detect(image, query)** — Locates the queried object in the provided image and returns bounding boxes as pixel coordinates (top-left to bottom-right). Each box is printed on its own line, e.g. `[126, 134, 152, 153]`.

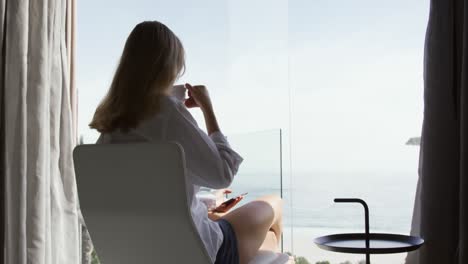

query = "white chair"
[74, 142, 210, 263]
[74, 142, 293, 264]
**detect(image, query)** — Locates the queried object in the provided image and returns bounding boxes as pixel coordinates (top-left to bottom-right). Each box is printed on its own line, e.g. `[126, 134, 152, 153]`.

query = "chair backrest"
[73, 142, 211, 264]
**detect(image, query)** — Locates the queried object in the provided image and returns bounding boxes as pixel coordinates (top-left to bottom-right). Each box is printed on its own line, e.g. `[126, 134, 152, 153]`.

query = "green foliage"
[284, 252, 311, 264]
[293, 256, 309, 264]
[279, 252, 360, 264]
[91, 249, 101, 264]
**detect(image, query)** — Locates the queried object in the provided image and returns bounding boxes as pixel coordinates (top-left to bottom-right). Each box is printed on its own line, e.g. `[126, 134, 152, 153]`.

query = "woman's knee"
[256, 195, 282, 206]
[243, 200, 277, 228]
[223, 200, 276, 238]
[256, 195, 283, 217]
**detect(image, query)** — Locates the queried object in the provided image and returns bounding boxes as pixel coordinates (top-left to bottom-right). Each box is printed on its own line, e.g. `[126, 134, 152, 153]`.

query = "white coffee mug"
[171, 84, 186, 101]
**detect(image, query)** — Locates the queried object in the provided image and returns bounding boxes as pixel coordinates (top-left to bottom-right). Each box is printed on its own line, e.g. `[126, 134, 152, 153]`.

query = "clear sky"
[77, 0, 429, 173]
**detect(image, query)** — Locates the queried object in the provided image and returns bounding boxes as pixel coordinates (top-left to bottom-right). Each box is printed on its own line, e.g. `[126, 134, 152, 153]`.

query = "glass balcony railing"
[226, 129, 290, 253]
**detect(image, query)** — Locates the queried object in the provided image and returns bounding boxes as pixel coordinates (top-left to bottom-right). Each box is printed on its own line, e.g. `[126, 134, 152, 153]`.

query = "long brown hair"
[89, 21, 185, 133]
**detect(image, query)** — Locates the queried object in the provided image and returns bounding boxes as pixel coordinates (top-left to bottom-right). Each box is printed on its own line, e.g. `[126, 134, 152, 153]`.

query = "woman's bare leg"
[259, 231, 279, 251]
[256, 195, 283, 242]
[221, 195, 283, 264]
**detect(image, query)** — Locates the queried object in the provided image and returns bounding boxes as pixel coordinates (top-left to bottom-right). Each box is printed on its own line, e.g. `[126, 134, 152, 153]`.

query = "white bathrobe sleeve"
[165, 100, 243, 189]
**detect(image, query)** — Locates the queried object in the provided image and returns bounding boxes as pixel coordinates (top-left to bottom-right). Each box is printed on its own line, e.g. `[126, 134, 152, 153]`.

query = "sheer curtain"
[1, 0, 81, 263]
[407, 0, 468, 263]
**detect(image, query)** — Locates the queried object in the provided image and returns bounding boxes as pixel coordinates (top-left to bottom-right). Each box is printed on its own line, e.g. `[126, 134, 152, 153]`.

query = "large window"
[288, 1, 428, 263]
[77, 1, 428, 263]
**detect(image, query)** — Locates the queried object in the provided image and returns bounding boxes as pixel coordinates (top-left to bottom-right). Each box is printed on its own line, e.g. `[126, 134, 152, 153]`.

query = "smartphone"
[216, 193, 248, 210]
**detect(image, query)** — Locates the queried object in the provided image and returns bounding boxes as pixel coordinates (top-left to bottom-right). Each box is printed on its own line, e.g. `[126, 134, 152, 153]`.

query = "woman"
[89, 21, 283, 264]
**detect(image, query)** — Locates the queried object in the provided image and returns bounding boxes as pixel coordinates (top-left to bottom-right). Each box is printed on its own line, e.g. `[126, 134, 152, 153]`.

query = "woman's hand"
[184, 83, 221, 135]
[207, 211, 224, 221]
[207, 195, 243, 221]
[184, 83, 213, 112]
[213, 196, 243, 213]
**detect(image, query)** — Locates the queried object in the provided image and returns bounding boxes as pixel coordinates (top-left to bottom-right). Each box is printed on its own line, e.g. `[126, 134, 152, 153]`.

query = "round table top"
[314, 233, 424, 254]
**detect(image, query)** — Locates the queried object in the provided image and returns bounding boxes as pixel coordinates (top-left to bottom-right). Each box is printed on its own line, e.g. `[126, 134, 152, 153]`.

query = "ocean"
[228, 170, 418, 264]
[230, 170, 418, 232]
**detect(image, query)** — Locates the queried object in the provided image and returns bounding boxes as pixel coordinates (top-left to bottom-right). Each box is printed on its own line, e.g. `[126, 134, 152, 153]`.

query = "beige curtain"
[66, 0, 78, 144]
[1, 0, 81, 263]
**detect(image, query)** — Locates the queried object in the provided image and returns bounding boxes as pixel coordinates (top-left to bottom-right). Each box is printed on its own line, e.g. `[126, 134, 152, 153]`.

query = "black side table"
[314, 198, 424, 264]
